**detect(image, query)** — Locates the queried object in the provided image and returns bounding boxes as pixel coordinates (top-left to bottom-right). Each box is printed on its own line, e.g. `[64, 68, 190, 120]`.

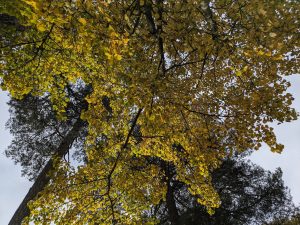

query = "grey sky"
[250, 74, 300, 205]
[0, 75, 299, 224]
[0, 92, 31, 225]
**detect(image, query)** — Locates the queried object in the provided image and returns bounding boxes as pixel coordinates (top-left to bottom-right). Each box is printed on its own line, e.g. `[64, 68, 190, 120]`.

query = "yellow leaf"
[265, 52, 272, 57]
[115, 54, 122, 60]
[242, 66, 248, 72]
[36, 22, 46, 32]
[105, 52, 112, 60]
[24, 0, 38, 10]
[78, 18, 87, 26]
[257, 50, 264, 56]
[273, 55, 283, 60]
[236, 70, 242, 76]
[258, 8, 267, 16]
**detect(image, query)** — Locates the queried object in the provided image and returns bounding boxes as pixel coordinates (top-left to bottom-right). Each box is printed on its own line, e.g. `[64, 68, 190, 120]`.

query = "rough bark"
[163, 163, 180, 225]
[8, 119, 84, 225]
[166, 179, 180, 225]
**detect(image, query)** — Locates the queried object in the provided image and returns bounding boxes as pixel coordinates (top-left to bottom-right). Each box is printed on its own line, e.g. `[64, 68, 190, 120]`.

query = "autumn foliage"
[0, 0, 299, 224]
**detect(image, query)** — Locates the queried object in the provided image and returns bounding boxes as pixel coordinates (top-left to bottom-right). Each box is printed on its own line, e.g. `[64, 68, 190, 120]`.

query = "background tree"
[5, 84, 89, 180]
[5, 84, 90, 225]
[151, 157, 297, 225]
[267, 212, 300, 225]
[1, 0, 299, 224]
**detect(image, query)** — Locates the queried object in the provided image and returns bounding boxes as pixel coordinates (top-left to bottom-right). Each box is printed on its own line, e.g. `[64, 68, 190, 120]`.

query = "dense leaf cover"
[0, 0, 299, 224]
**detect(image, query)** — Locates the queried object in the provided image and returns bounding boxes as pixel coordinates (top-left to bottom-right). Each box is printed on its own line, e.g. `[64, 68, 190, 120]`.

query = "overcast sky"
[0, 75, 299, 224]
[250, 75, 300, 205]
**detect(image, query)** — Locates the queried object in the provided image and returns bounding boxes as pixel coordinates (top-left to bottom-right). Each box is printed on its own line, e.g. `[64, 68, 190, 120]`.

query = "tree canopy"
[0, 0, 299, 224]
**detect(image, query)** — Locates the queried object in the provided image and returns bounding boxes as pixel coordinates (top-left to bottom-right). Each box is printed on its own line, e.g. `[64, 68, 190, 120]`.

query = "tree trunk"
[166, 178, 180, 225]
[8, 119, 84, 225]
[162, 162, 180, 225]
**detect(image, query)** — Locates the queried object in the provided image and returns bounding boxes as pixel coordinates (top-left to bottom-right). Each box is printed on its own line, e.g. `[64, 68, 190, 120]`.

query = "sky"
[0, 75, 299, 224]
[0, 92, 32, 224]
[250, 75, 300, 205]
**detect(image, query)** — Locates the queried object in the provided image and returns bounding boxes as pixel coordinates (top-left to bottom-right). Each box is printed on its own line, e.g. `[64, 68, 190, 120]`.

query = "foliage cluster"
[0, 0, 299, 224]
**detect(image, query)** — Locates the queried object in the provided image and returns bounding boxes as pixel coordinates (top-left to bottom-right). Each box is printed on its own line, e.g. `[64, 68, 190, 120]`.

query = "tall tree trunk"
[162, 162, 180, 225]
[166, 178, 180, 225]
[8, 119, 84, 225]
